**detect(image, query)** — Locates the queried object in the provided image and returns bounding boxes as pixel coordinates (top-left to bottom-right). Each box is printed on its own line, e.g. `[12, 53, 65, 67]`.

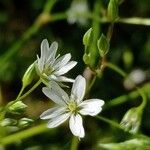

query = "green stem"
[4, 79, 41, 112]
[96, 116, 123, 130]
[43, 0, 57, 13]
[86, 75, 97, 96]
[19, 79, 42, 101]
[105, 62, 126, 77]
[15, 85, 25, 101]
[90, 0, 101, 68]
[118, 17, 150, 26]
[70, 136, 79, 150]
[105, 62, 147, 110]
[77, 12, 150, 26]
[51, 12, 67, 21]
[0, 123, 48, 145]
[106, 84, 150, 108]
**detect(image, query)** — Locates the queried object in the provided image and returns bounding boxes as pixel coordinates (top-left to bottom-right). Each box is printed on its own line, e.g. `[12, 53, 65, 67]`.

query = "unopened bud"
[107, 0, 119, 22]
[97, 34, 110, 57]
[22, 63, 35, 87]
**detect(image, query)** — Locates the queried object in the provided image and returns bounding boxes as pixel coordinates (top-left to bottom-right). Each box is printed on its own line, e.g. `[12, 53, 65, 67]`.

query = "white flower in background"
[67, 0, 89, 25]
[36, 39, 77, 84]
[124, 69, 146, 89]
[40, 75, 104, 138]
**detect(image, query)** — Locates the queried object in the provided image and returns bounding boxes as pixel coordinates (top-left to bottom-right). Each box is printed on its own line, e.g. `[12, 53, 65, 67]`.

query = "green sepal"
[107, 0, 119, 22]
[97, 34, 110, 57]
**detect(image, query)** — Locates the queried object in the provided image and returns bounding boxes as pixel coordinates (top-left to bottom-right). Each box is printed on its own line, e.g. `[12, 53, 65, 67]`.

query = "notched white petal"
[42, 81, 69, 105]
[47, 112, 70, 128]
[42, 87, 66, 106]
[71, 75, 86, 103]
[79, 99, 105, 116]
[48, 41, 58, 60]
[41, 39, 49, 60]
[40, 107, 66, 120]
[53, 76, 75, 83]
[53, 53, 71, 70]
[69, 114, 85, 138]
[54, 61, 77, 76]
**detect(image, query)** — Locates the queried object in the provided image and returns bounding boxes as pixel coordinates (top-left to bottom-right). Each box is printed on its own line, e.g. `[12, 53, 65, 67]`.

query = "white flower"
[67, 0, 89, 25]
[36, 39, 77, 84]
[40, 75, 104, 138]
[124, 69, 146, 89]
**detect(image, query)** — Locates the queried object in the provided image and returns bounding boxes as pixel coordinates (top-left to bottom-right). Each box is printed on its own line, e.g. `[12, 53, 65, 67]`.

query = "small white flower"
[40, 75, 104, 138]
[36, 39, 77, 84]
[124, 69, 146, 89]
[67, 0, 89, 25]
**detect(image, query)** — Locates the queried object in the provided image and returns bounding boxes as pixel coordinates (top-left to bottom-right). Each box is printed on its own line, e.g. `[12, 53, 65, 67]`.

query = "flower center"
[68, 101, 77, 112]
[44, 64, 54, 75]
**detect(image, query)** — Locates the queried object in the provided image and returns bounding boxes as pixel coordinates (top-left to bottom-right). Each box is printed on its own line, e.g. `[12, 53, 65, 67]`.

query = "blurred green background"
[0, 0, 150, 149]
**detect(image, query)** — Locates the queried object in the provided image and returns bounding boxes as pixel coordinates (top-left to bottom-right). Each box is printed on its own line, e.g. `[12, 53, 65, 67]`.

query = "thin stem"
[107, 23, 114, 42]
[0, 123, 48, 145]
[96, 116, 123, 130]
[15, 85, 25, 101]
[4, 79, 41, 112]
[118, 17, 150, 26]
[105, 62, 126, 77]
[43, 0, 57, 13]
[77, 12, 150, 26]
[86, 75, 97, 95]
[19, 79, 42, 101]
[105, 62, 147, 110]
[51, 12, 67, 21]
[106, 83, 150, 108]
[70, 136, 79, 150]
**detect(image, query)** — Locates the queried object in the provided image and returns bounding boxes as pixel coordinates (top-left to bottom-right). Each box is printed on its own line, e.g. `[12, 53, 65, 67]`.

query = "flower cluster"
[38, 39, 105, 138]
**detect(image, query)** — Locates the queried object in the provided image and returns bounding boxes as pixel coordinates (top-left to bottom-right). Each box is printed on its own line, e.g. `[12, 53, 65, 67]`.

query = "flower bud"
[8, 101, 27, 114]
[107, 0, 119, 22]
[0, 118, 17, 127]
[22, 63, 35, 87]
[123, 49, 133, 70]
[97, 34, 110, 57]
[83, 28, 100, 68]
[83, 28, 93, 48]
[120, 107, 142, 134]
[18, 118, 33, 128]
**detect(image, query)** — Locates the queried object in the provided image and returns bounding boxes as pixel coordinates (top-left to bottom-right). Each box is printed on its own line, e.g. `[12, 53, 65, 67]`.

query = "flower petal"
[40, 106, 66, 120]
[69, 114, 85, 138]
[50, 75, 74, 83]
[53, 53, 71, 70]
[71, 75, 86, 104]
[41, 39, 49, 61]
[37, 39, 49, 72]
[54, 61, 77, 76]
[47, 112, 71, 128]
[42, 81, 69, 106]
[47, 41, 58, 61]
[79, 99, 105, 116]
